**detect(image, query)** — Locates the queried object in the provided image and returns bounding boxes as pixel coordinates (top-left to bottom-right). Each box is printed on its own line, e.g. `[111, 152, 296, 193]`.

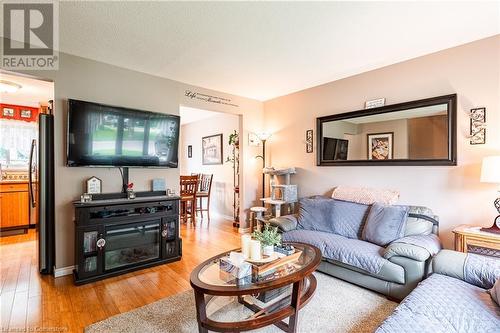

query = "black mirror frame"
[316, 94, 457, 166]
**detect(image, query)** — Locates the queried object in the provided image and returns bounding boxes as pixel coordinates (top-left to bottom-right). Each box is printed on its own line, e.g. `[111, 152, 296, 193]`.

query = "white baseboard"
[54, 265, 75, 278]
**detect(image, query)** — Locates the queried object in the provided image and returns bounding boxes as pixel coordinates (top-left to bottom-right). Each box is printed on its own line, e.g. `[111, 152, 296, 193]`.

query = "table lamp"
[480, 156, 500, 234]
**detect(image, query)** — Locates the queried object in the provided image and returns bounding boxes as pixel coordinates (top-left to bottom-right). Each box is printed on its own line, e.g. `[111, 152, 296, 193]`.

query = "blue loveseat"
[270, 198, 441, 300]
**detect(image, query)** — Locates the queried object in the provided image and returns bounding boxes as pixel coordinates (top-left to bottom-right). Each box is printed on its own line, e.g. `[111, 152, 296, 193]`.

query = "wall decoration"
[305, 129, 313, 153]
[86, 176, 102, 194]
[367, 132, 393, 160]
[202, 134, 223, 165]
[470, 107, 486, 145]
[152, 178, 166, 191]
[2, 107, 14, 117]
[184, 90, 239, 108]
[188, 145, 192, 158]
[365, 98, 386, 109]
[20, 109, 32, 118]
[248, 132, 260, 146]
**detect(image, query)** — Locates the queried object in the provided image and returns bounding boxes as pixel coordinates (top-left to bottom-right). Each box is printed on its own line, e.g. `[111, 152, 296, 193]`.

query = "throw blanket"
[464, 253, 500, 289]
[331, 186, 400, 205]
[282, 229, 387, 275]
[376, 274, 500, 333]
[391, 234, 442, 256]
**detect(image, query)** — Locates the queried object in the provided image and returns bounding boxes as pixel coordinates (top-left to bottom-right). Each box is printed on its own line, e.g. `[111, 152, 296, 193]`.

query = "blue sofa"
[270, 198, 441, 300]
[376, 250, 500, 332]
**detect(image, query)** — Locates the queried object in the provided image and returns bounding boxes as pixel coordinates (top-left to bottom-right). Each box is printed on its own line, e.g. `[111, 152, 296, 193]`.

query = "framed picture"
[305, 130, 313, 153]
[248, 133, 260, 146]
[367, 132, 393, 160]
[187, 145, 192, 158]
[202, 134, 223, 165]
[3, 107, 14, 117]
[20, 109, 32, 118]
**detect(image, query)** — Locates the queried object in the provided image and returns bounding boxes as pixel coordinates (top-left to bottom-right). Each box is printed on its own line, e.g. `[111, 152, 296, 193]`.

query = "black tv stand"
[73, 195, 181, 285]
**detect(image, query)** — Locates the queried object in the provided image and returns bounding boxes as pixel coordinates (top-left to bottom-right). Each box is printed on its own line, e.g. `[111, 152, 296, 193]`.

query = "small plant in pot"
[252, 223, 281, 256]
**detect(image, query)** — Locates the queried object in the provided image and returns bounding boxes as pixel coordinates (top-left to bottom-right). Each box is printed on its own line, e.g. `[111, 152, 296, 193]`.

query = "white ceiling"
[0, 73, 54, 107]
[179, 106, 225, 125]
[20, 2, 500, 100]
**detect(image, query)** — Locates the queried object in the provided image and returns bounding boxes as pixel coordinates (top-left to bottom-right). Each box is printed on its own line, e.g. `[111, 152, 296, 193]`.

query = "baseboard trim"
[54, 265, 75, 278]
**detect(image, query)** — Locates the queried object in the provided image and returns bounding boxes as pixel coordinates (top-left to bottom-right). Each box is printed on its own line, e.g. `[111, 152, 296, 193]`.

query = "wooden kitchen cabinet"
[0, 183, 30, 231]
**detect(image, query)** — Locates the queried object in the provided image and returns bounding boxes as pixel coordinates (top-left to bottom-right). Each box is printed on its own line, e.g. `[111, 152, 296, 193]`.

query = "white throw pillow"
[331, 186, 400, 205]
[490, 278, 500, 306]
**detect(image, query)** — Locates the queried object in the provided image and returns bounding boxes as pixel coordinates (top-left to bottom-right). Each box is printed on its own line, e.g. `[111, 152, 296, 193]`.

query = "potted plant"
[252, 223, 281, 256]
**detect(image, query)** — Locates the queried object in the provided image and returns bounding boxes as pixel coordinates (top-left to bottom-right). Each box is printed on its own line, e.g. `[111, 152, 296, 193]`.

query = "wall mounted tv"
[67, 99, 180, 168]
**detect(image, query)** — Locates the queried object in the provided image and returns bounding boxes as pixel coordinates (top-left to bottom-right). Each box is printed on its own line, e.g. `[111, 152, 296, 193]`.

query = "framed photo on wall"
[202, 134, 223, 165]
[367, 132, 393, 160]
[187, 145, 192, 158]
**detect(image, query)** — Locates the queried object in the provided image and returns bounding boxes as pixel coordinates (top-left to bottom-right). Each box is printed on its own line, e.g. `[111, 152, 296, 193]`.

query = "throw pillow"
[331, 186, 400, 205]
[362, 203, 410, 246]
[297, 197, 336, 233]
[490, 278, 500, 306]
[331, 200, 371, 239]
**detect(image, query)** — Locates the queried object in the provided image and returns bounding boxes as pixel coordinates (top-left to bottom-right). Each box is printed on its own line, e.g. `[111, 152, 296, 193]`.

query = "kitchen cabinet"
[0, 182, 30, 231]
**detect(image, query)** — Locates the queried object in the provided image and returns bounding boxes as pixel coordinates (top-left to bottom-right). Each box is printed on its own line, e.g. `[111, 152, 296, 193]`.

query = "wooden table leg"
[194, 290, 208, 333]
[288, 279, 303, 333]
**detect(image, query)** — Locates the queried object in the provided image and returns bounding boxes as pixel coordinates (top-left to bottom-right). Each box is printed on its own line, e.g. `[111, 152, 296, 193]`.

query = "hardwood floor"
[0, 217, 241, 332]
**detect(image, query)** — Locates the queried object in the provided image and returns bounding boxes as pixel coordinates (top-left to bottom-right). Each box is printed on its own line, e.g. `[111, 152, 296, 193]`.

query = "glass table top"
[195, 242, 320, 289]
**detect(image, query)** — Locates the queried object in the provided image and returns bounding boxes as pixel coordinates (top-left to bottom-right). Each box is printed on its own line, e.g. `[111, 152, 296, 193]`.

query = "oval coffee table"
[190, 242, 321, 333]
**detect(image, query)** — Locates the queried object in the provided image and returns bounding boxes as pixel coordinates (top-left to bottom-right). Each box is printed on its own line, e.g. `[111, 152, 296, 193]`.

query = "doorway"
[0, 71, 55, 273]
[179, 106, 241, 225]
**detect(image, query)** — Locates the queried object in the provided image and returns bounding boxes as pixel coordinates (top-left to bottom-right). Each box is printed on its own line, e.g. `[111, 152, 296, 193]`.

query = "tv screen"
[67, 99, 180, 167]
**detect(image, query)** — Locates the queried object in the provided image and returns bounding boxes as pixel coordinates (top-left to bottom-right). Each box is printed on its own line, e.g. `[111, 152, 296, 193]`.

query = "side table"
[453, 225, 500, 258]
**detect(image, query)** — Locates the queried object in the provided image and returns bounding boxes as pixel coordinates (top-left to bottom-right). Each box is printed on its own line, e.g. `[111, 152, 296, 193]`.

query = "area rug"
[85, 273, 397, 333]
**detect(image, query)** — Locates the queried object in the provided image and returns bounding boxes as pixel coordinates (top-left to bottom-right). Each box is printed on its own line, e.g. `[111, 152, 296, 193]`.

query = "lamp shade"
[480, 156, 500, 183]
[256, 132, 272, 141]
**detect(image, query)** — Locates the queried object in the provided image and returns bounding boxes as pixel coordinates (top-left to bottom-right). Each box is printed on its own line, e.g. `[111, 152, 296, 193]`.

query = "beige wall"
[180, 113, 240, 218]
[264, 35, 500, 249]
[7, 48, 263, 269]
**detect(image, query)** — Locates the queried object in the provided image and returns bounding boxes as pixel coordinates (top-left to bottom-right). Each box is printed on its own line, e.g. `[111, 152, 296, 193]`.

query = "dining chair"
[180, 175, 198, 224]
[195, 174, 213, 220]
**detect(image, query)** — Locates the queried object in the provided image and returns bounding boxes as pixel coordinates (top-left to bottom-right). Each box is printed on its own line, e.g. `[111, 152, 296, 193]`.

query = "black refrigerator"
[29, 109, 55, 275]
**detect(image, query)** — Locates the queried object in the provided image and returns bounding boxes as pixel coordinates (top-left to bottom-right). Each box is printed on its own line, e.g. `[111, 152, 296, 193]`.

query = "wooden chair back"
[198, 174, 213, 194]
[180, 175, 199, 197]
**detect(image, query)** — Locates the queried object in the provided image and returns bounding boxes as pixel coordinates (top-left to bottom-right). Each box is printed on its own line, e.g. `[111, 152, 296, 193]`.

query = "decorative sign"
[184, 90, 239, 108]
[20, 109, 32, 118]
[3, 107, 14, 117]
[188, 145, 192, 158]
[470, 107, 486, 145]
[305, 130, 313, 153]
[365, 98, 386, 109]
[152, 178, 166, 191]
[86, 176, 102, 194]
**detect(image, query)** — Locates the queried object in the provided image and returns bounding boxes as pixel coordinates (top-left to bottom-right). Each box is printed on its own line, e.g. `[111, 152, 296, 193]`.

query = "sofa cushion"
[464, 252, 500, 289]
[324, 258, 405, 284]
[296, 197, 336, 232]
[362, 204, 409, 246]
[282, 229, 396, 276]
[376, 274, 500, 333]
[331, 200, 370, 239]
[331, 186, 400, 205]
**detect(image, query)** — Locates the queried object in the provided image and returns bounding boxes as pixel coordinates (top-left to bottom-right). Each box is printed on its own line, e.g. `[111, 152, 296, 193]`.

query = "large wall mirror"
[317, 94, 457, 166]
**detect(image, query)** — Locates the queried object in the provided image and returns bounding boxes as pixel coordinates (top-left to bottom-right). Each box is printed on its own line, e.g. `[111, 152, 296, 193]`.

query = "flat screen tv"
[67, 99, 180, 167]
